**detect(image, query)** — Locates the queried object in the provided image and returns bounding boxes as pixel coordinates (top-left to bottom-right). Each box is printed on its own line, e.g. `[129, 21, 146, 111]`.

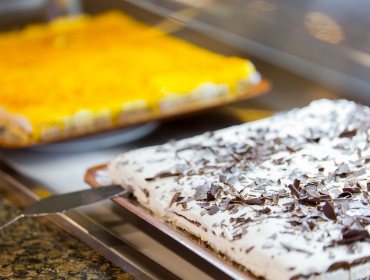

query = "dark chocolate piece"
[230, 197, 245, 204]
[219, 174, 228, 183]
[339, 129, 357, 139]
[207, 192, 215, 202]
[335, 229, 370, 245]
[195, 185, 209, 200]
[337, 192, 353, 199]
[336, 164, 350, 177]
[288, 184, 301, 199]
[208, 205, 220, 215]
[157, 171, 181, 178]
[300, 196, 321, 205]
[293, 179, 300, 190]
[142, 188, 149, 197]
[280, 242, 313, 255]
[257, 207, 271, 214]
[170, 192, 181, 207]
[245, 246, 254, 254]
[307, 221, 316, 231]
[343, 187, 362, 194]
[197, 202, 210, 208]
[245, 197, 265, 205]
[321, 201, 337, 220]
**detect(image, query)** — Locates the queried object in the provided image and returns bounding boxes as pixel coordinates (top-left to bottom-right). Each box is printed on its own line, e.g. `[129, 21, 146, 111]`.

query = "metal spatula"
[0, 185, 126, 230]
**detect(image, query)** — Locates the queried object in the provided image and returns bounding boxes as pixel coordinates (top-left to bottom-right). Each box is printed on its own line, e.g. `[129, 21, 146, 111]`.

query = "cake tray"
[1, 79, 269, 149]
[85, 164, 257, 280]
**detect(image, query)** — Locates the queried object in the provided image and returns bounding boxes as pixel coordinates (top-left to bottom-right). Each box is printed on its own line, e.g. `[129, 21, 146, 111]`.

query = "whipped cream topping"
[109, 99, 370, 279]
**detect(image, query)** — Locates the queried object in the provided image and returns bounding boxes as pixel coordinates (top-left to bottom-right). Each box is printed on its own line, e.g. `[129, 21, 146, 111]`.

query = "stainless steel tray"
[0, 160, 180, 280]
[85, 164, 256, 280]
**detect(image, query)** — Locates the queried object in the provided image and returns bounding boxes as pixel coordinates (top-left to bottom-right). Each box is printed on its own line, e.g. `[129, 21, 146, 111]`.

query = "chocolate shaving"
[145, 177, 155, 182]
[230, 197, 245, 204]
[257, 207, 271, 214]
[157, 171, 181, 178]
[339, 129, 357, 139]
[219, 174, 228, 183]
[335, 229, 370, 245]
[219, 198, 230, 211]
[343, 187, 362, 194]
[207, 192, 215, 202]
[142, 188, 149, 197]
[235, 217, 251, 224]
[353, 168, 366, 177]
[293, 179, 300, 190]
[280, 242, 313, 255]
[320, 201, 337, 220]
[307, 221, 316, 230]
[300, 196, 321, 205]
[176, 196, 185, 203]
[226, 176, 239, 186]
[288, 184, 301, 199]
[197, 202, 210, 209]
[229, 206, 239, 214]
[337, 192, 353, 199]
[245, 246, 254, 254]
[170, 192, 181, 207]
[209, 184, 220, 196]
[245, 197, 265, 205]
[307, 137, 320, 143]
[336, 164, 350, 178]
[195, 185, 209, 200]
[208, 205, 220, 215]
[272, 194, 279, 204]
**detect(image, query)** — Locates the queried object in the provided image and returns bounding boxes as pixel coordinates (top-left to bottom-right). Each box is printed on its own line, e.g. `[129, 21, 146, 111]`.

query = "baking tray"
[1, 79, 269, 149]
[85, 164, 256, 280]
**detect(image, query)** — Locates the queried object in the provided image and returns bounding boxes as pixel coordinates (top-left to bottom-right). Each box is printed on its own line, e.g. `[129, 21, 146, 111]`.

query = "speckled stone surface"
[0, 187, 136, 280]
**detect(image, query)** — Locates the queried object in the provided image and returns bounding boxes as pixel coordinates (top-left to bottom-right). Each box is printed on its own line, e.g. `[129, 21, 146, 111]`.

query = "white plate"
[30, 122, 159, 153]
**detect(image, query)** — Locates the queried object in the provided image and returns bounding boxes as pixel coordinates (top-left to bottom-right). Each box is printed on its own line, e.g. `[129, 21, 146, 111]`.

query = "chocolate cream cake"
[108, 99, 370, 280]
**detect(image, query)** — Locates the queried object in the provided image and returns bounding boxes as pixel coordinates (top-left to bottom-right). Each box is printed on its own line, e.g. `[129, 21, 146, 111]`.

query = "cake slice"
[0, 11, 261, 147]
[109, 99, 370, 280]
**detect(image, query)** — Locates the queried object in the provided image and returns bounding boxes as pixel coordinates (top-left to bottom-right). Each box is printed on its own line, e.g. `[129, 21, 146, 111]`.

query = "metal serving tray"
[0, 160, 180, 280]
[85, 164, 256, 280]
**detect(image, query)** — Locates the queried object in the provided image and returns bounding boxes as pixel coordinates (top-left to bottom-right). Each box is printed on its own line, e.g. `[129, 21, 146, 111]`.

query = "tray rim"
[85, 163, 256, 280]
[1, 79, 270, 149]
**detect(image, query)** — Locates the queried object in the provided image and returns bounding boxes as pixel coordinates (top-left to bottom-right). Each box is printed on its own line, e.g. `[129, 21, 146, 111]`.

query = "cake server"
[0, 185, 126, 230]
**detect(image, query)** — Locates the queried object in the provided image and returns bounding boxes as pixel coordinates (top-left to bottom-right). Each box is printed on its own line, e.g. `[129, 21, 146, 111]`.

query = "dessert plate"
[84, 164, 256, 280]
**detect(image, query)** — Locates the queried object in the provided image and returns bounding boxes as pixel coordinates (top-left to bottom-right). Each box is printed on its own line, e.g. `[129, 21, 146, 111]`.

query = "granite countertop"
[0, 186, 136, 280]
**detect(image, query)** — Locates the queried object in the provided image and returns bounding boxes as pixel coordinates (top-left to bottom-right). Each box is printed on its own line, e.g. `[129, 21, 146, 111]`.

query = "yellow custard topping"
[0, 11, 258, 143]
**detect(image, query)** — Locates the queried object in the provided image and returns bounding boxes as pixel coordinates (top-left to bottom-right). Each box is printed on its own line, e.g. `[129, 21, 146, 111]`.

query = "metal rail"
[0, 160, 180, 280]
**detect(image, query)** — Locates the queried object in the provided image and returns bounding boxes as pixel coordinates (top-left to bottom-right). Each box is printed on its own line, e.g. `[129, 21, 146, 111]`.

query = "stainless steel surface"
[0, 160, 180, 280]
[95, 0, 370, 103]
[0, 184, 126, 230]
